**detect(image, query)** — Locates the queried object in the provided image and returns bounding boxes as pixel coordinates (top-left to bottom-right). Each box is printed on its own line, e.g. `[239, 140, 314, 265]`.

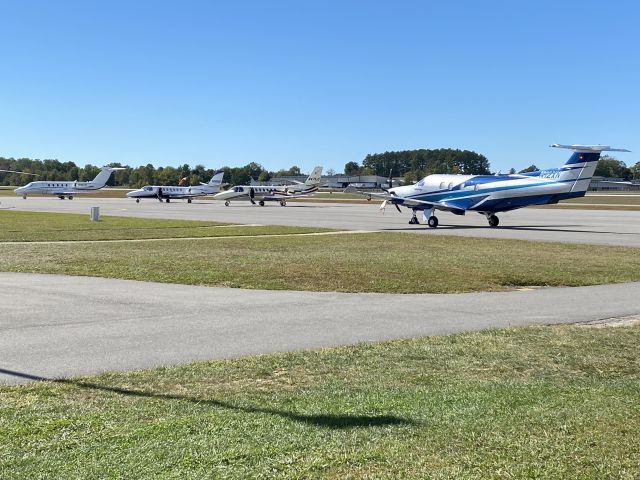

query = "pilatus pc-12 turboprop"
[14, 166, 124, 199]
[214, 166, 322, 206]
[346, 144, 630, 228]
[126, 170, 224, 203]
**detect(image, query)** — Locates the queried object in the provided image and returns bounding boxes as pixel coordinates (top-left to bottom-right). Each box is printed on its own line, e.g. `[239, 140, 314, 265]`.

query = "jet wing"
[344, 186, 470, 214]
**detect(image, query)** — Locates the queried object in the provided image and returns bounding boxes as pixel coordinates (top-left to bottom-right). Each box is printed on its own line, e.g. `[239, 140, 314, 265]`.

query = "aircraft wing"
[344, 186, 471, 214]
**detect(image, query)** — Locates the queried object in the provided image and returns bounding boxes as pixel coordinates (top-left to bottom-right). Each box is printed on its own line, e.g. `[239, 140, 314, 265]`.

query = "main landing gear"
[58, 195, 72, 200]
[259, 200, 265, 206]
[484, 213, 500, 228]
[187, 198, 192, 203]
[224, 201, 230, 207]
[136, 198, 140, 203]
[280, 200, 287, 207]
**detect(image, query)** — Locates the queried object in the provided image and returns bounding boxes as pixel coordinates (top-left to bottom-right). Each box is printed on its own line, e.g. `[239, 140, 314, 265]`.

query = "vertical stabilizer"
[551, 144, 630, 194]
[305, 166, 323, 186]
[90, 167, 118, 187]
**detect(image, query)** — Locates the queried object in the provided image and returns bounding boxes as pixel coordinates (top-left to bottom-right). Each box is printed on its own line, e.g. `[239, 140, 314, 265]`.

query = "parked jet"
[14, 166, 124, 199]
[126, 170, 225, 203]
[214, 166, 323, 206]
[346, 144, 630, 228]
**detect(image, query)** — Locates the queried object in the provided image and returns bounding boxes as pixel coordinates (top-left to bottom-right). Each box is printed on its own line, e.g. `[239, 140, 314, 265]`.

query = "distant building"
[589, 176, 640, 191]
[254, 174, 399, 189]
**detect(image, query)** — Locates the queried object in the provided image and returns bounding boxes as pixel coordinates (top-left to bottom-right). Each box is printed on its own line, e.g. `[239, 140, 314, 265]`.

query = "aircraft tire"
[136, 198, 140, 203]
[488, 214, 499, 228]
[224, 201, 230, 207]
[427, 216, 438, 228]
[166, 198, 170, 203]
[280, 200, 286, 206]
[68, 196, 73, 200]
[259, 200, 265, 206]
[187, 198, 192, 203]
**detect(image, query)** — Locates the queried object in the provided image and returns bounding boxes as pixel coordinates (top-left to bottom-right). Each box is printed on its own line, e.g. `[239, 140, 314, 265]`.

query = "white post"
[90, 206, 100, 222]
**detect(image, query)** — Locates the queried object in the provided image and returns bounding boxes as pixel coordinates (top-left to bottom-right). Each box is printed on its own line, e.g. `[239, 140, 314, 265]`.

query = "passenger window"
[439, 182, 445, 189]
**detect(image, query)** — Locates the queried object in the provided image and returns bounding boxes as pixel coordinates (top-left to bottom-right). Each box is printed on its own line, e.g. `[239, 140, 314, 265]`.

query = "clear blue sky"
[1, 0, 638, 174]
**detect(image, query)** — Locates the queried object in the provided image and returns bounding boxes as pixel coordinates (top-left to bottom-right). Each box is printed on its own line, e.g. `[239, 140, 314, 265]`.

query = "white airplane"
[347, 144, 630, 228]
[14, 166, 125, 199]
[126, 170, 225, 203]
[214, 166, 323, 206]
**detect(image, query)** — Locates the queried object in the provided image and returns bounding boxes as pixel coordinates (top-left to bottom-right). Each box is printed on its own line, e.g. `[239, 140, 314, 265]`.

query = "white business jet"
[347, 144, 630, 228]
[126, 170, 225, 203]
[214, 166, 323, 206]
[14, 166, 124, 199]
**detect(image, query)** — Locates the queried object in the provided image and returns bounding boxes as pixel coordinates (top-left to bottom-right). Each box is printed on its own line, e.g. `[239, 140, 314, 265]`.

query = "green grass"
[1, 229, 640, 292]
[1, 325, 638, 479]
[0, 211, 327, 241]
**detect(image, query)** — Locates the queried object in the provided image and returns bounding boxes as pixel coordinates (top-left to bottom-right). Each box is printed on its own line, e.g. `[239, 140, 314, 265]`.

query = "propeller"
[249, 187, 256, 204]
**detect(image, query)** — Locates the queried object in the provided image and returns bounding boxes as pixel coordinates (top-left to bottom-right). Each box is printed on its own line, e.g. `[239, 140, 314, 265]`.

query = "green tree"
[518, 165, 538, 174]
[630, 162, 640, 180]
[594, 155, 631, 179]
[344, 161, 360, 175]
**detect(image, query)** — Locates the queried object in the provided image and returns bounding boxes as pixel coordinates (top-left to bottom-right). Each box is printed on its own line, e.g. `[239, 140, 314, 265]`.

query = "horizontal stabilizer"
[550, 144, 630, 153]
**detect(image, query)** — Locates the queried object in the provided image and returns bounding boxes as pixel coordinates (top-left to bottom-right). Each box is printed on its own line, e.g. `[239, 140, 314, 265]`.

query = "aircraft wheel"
[427, 216, 439, 228]
[166, 198, 170, 203]
[280, 200, 286, 206]
[136, 198, 140, 203]
[68, 196, 73, 200]
[22, 195, 27, 199]
[224, 201, 230, 207]
[409, 216, 418, 225]
[59, 196, 65, 200]
[259, 200, 265, 206]
[488, 214, 499, 228]
[187, 198, 192, 203]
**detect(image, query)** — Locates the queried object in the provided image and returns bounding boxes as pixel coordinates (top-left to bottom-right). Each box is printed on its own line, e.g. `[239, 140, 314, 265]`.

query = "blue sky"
[1, 0, 638, 174]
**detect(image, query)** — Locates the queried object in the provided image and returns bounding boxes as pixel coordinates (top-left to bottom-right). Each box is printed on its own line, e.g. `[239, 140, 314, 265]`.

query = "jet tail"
[203, 170, 225, 192]
[305, 166, 323, 186]
[551, 144, 630, 194]
[90, 167, 124, 187]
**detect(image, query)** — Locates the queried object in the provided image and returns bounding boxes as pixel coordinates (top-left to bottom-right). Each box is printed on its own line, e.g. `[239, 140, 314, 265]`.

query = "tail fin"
[207, 170, 225, 192]
[551, 144, 630, 193]
[91, 167, 123, 187]
[305, 166, 323, 186]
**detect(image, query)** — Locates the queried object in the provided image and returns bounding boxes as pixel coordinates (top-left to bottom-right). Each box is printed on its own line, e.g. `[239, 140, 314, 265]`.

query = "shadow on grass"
[0, 368, 415, 429]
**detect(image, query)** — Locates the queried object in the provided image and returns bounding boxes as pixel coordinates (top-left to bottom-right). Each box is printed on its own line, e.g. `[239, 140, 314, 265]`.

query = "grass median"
[2, 210, 640, 293]
[0, 211, 328, 242]
[1, 325, 638, 479]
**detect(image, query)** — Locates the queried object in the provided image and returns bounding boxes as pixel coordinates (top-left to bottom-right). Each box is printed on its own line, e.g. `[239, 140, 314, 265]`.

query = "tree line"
[344, 148, 492, 182]
[0, 158, 304, 188]
[2, 150, 638, 188]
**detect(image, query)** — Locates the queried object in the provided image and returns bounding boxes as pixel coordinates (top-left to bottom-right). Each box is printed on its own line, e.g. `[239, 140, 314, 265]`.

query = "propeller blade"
[395, 204, 401, 213]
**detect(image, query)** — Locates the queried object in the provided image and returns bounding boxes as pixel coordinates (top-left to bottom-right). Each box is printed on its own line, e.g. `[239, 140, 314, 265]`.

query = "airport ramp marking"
[0, 230, 381, 245]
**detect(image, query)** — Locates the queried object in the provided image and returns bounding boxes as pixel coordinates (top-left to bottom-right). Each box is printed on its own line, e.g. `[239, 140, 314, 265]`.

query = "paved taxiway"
[2, 272, 640, 384]
[2, 196, 640, 246]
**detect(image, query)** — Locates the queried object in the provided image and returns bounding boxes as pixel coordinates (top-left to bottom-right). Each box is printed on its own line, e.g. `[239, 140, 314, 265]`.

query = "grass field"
[1, 211, 640, 293]
[0, 211, 327, 242]
[1, 325, 638, 479]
